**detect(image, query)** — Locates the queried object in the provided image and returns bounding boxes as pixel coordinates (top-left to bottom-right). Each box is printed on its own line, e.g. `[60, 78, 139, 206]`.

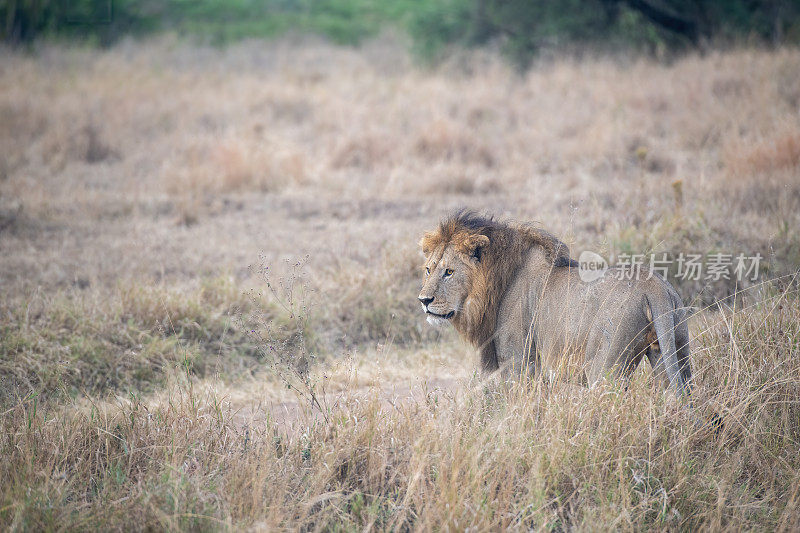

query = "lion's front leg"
[478, 341, 499, 374]
[494, 324, 537, 385]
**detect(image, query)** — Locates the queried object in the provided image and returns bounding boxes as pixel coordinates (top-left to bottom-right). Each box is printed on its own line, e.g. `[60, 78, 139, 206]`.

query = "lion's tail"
[645, 292, 691, 397]
[646, 292, 725, 434]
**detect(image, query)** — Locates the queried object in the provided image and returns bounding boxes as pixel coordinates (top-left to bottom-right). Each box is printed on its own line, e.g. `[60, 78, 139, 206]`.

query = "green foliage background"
[3, 0, 800, 64]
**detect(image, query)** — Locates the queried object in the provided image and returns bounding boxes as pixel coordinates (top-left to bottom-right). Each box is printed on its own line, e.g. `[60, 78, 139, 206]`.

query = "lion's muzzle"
[418, 296, 455, 321]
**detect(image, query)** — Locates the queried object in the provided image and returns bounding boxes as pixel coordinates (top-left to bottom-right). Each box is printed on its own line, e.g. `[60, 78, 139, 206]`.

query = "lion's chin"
[426, 314, 452, 328]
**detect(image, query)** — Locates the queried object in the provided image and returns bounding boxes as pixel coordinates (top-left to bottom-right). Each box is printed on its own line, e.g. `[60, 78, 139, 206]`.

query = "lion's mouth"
[426, 310, 455, 320]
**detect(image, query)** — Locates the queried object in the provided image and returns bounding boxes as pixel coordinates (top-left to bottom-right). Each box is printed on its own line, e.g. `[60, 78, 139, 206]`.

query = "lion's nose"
[419, 296, 434, 307]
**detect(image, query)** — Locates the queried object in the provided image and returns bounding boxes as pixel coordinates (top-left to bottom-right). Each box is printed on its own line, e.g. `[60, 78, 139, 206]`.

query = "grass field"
[1, 37, 800, 530]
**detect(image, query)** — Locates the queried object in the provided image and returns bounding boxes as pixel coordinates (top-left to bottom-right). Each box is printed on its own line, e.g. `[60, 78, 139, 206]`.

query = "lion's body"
[495, 249, 691, 393]
[418, 211, 692, 396]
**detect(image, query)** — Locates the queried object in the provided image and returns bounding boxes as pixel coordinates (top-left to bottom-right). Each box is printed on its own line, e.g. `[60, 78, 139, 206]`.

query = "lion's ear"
[419, 231, 439, 256]
[464, 234, 489, 260]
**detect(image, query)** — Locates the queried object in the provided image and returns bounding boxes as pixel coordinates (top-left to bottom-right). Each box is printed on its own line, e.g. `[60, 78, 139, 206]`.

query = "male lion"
[417, 211, 692, 396]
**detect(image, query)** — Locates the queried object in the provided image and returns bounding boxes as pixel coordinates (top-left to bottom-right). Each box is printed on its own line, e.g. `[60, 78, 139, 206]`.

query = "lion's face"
[418, 232, 489, 327]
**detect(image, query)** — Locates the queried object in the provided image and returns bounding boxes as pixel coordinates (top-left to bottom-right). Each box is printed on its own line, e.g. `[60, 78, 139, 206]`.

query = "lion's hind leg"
[639, 314, 669, 391]
[645, 342, 671, 391]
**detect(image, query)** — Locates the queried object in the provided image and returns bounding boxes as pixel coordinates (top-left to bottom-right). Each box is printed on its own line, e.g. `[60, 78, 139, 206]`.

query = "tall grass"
[1, 286, 798, 530]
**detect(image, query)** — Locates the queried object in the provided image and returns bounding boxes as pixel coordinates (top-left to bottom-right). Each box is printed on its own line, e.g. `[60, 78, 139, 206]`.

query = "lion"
[417, 210, 692, 396]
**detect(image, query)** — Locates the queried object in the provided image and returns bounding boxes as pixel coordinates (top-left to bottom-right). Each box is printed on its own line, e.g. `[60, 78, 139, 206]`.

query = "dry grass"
[0, 277, 265, 405]
[725, 129, 800, 177]
[2, 42, 798, 299]
[1, 37, 800, 530]
[1, 287, 799, 530]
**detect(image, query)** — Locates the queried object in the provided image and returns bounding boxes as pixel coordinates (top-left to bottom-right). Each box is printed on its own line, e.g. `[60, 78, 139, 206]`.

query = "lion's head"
[418, 211, 574, 350]
[417, 223, 488, 327]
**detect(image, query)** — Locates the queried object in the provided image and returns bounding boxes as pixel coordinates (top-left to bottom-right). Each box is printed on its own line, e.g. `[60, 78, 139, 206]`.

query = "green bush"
[409, 0, 800, 68]
[3, 1, 800, 65]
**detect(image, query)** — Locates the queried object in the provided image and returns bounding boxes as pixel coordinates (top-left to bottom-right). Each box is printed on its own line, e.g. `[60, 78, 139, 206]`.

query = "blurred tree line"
[411, 0, 800, 66]
[3, 0, 799, 64]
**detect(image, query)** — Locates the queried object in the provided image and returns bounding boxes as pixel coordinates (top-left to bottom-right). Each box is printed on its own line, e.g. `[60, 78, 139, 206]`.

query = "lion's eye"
[444, 268, 454, 277]
[425, 267, 430, 276]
